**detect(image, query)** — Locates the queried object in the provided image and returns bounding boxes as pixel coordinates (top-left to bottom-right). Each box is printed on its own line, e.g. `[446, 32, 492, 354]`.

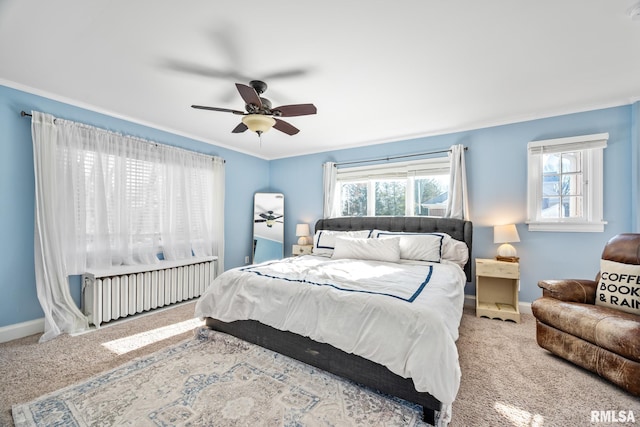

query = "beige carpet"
[13, 327, 429, 426]
[1, 302, 638, 426]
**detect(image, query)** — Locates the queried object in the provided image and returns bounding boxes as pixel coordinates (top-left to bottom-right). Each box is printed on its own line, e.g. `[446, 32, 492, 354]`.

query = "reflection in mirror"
[253, 193, 284, 263]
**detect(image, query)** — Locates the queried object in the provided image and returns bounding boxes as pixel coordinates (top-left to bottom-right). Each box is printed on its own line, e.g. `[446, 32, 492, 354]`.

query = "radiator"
[82, 256, 217, 328]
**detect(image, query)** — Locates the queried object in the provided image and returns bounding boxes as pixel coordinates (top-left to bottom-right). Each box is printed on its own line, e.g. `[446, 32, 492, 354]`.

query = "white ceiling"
[1, 1, 639, 160]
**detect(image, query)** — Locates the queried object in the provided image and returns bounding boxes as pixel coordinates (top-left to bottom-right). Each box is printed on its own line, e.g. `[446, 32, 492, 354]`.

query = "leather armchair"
[531, 234, 640, 396]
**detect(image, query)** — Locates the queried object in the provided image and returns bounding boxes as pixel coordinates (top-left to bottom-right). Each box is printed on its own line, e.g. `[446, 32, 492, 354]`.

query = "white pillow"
[437, 233, 469, 267]
[371, 230, 469, 266]
[312, 229, 372, 256]
[372, 230, 443, 262]
[595, 259, 640, 315]
[332, 236, 401, 262]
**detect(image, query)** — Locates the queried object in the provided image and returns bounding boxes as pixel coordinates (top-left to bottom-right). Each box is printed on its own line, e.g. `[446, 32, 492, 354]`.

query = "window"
[527, 133, 608, 232]
[336, 158, 450, 217]
[51, 122, 224, 269]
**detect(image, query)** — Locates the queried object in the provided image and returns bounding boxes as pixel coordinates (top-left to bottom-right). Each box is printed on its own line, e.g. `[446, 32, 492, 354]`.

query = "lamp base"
[297, 236, 310, 245]
[497, 243, 517, 257]
[496, 255, 520, 263]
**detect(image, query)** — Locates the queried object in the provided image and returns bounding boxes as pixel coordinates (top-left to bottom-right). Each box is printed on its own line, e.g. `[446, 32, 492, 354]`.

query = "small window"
[526, 133, 608, 232]
[336, 158, 450, 217]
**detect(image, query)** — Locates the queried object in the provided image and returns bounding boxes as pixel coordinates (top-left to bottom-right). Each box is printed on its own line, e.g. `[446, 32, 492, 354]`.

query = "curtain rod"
[334, 146, 467, 167]
[20, 110, 224, 163]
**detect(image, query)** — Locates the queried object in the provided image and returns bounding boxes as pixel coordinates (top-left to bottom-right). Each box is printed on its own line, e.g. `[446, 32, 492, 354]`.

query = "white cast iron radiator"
[82, 256, 217, 328]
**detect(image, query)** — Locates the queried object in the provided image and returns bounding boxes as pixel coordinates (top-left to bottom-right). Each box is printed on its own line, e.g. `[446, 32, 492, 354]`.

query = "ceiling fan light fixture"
[242, 114, 276, 134]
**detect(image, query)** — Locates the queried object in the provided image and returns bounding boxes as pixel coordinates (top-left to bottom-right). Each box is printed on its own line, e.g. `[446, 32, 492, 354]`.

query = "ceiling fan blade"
[232, 122, 248, 133]
[273, 104, 317, 117]
[164, 59, 247, 81]
[235, 83, 262, 107]
[262, 68, 309, 80]
[191, 105, 245, 115]
[273, 118, 300, 135]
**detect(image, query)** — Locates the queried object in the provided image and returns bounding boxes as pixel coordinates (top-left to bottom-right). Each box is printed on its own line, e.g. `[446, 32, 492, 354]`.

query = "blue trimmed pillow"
[312, 229, 372, 256]
[372, 230, 443, 263]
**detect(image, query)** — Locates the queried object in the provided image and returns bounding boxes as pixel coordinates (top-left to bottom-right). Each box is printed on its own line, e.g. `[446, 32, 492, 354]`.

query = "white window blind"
[337, 158, 450, 180]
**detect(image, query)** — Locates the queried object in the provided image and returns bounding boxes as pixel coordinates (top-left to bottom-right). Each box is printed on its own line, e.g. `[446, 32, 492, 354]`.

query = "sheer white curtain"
[445, 144, 470, 220]
[31, 111, 224, 341]
[32, 113, 89, 342]
[322, 162, 338, 218]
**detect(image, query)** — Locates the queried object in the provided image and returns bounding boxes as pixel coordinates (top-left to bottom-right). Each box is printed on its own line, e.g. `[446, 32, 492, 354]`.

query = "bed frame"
[205, 216, 472, 424]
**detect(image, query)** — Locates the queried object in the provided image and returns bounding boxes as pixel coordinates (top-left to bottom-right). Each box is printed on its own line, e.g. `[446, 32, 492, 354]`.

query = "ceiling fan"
[191, 80, 317, 137]
[254, 211, 283, 228]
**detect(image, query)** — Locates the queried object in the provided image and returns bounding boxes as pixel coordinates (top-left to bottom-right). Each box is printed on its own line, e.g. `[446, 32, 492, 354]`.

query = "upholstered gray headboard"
[314, 216, 473, 282]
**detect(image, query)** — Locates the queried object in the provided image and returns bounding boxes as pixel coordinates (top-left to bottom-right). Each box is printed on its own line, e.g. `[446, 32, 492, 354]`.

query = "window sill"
[526, 221, 607, 233]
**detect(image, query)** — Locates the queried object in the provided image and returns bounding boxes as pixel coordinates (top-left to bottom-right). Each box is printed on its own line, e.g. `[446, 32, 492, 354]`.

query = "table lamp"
[296, 223, 311, 245]
[494, 224, 520, 261]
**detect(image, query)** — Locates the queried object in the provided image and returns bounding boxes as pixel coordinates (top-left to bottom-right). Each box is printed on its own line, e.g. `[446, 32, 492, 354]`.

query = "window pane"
[543, 153, 561, 174]
[375, 180, 405, 216]
[563, 195, 583, 218]
[541, 196, 561, 218]
[560, 152, 581, 174]
[414, 175, 448, 217]
[541, 152, 584, 219]
[563, 173, 583, 196]
[340, 182, 368, 216]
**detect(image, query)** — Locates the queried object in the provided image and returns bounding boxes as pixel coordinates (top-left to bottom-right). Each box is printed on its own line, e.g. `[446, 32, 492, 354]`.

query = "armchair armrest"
[537, 279, 597, 304]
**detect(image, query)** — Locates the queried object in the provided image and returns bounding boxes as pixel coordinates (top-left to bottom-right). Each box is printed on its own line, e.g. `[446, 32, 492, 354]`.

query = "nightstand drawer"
[292, 245, 313, 256]
[476, 259, 519, 279]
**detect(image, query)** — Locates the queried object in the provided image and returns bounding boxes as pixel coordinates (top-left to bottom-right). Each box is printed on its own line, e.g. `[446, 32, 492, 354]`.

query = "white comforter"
[194, 255, 466, 405]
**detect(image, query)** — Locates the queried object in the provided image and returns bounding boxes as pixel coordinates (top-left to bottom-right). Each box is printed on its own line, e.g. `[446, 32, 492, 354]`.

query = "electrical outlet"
[245, 256, 250, 264]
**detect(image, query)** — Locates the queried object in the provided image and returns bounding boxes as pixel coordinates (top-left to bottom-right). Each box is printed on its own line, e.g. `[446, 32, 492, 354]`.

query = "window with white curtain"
[336, 157, 451, 217]
[526, 133, 607, 232]
[31, 111, 225, 341]
[55, 120, 224, 269]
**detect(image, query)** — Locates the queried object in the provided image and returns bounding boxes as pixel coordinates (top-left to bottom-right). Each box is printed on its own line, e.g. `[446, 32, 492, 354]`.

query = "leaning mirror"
[253, 192, 284, 263]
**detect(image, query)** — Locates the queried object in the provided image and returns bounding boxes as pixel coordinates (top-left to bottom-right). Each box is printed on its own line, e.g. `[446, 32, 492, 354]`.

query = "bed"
[195, 216, 472, 426]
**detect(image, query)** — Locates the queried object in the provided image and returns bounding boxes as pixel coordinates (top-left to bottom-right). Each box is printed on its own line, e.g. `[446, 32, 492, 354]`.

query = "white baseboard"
[464, 295, 532, 315]
[0, 318, 45, 343]
[1, 301, 197, 343]
[464, 295, 476, 308]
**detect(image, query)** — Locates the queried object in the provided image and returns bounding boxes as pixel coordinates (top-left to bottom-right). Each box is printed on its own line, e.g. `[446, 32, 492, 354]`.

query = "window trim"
[526, 133, 608, 232]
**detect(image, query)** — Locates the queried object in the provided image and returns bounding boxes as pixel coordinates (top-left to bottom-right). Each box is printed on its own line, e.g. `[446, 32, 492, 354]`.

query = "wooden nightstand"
[475, 258, 520, 323]
[292, 245, 313, 256]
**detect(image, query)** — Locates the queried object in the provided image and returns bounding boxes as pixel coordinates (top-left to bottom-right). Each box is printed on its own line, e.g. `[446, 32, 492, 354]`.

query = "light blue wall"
[0, 85, 269, 327]
[2, 83, 637, 330]
[271, 105, 636, 304]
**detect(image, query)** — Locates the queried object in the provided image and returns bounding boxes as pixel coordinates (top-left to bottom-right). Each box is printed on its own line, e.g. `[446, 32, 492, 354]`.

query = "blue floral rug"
[13, 327, 429, 426]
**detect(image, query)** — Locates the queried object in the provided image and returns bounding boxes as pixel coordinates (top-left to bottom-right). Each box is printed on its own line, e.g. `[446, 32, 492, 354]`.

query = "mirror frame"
[252, 192, 284, 263]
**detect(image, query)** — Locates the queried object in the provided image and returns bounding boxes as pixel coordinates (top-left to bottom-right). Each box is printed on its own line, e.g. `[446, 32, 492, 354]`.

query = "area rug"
[12, 327, 428, 426]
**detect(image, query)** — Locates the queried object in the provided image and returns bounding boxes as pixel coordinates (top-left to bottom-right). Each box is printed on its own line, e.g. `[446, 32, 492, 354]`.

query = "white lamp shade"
[494, 224, 520, 244]
[296, 223, 310, 245]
